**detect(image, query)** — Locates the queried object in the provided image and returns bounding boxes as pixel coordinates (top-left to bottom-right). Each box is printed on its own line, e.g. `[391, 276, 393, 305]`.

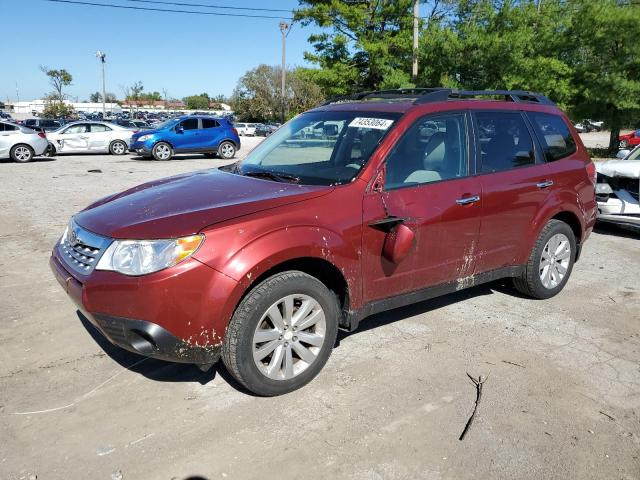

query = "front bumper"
[597, 189, 640, 228]
[129, 141, 152, 154]
[50, 245, 238, 365]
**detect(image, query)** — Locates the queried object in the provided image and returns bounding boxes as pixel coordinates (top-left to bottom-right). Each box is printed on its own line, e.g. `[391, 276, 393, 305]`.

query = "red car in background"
[50, 88, 597, 396]
[619, 129, 640, 149]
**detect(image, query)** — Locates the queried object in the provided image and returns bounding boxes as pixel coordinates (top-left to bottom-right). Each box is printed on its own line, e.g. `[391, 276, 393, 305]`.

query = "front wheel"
[513, 219, 576, 299]
[109, 140, 127, 155]
[152, 142, 173, 161]
[44, 143, 56, 157]
[222, 271, 339, 396]
[217, 141, 236, 159]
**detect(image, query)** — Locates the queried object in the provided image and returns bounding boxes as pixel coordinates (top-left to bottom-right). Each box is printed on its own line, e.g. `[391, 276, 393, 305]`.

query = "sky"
[0, 0, 321, 102]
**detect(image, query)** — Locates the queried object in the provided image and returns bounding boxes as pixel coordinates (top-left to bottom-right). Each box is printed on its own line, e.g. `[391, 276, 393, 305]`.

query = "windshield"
[154, 118, 179, 130]
[235, 111, 401, 185]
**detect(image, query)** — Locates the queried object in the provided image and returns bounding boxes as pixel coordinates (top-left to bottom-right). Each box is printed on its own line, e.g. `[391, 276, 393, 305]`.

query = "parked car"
[0, 121, 48, 162]
[235, 123, 258, 136]
[45, 121, 133, 156]
[50, 88, 597, 396]
[595, 145, 640, 229]
[618, 128, 640, 149]
[128, 116, 240, 161]
[23, 118, 62, 132]
[254, 124, 276, 136]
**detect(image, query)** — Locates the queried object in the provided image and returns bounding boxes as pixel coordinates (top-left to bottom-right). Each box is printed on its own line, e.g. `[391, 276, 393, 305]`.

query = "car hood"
[75, 169, 332, 239]
[132, 127, 162, 139]
[596, 160, 640, 179]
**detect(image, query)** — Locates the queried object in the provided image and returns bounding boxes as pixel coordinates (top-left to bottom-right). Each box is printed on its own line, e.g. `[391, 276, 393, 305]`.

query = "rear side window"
[475, 111, 535, 173]
[3, 123, 17, 131]
[527, 112, 576, 161]
[202, 119, 220, 129]
[90, 124, 112, 132]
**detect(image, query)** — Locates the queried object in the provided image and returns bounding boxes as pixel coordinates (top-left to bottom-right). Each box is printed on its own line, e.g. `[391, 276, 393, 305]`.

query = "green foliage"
[43, 96, 74, 118]
[184, 94, 210, 110]
[230, 64, 324, 122]
[40, 66, 73, 100]
[294, 0, 417, 96]
[89, 92, 118, 103]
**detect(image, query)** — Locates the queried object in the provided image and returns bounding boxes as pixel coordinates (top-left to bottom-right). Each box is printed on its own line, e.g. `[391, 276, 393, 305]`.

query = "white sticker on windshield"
[348, 117, 394, 130]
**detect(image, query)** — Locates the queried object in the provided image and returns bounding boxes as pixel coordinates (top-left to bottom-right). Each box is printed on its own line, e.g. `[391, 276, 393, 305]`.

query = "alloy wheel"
[112, 141, 126, 155]
[252, 294, 327, 380]
[14, 146, 32, 162]
[155, 144, 171, 160]
[219, 143, 235, 158]
[539, 233, 571, 289]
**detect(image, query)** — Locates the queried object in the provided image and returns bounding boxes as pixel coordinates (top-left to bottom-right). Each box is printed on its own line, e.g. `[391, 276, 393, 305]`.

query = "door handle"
[536, 180, 554, 189]
[455, 195, 480, 205]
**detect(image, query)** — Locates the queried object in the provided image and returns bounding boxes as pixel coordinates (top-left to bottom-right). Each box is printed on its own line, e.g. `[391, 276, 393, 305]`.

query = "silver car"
[595, 146, 640, 229]
[46, 121, 133, 156]
[0, 121, 49, 162]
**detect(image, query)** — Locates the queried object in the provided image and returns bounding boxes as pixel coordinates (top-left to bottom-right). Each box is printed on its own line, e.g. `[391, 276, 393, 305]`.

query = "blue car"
[129, 115, 240, 161]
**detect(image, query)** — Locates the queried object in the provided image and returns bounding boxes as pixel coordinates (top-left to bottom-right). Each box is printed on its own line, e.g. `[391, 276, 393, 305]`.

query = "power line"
[123, 0, 290, 13]
[42, 0, 294, 19]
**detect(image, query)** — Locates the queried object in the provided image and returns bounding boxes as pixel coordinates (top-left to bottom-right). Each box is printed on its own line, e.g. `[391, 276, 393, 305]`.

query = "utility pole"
[279, 21, 289, 124]
[412, 0, 419, 81]
[15, 81, 19, 103]
[96, 51, 106, 117]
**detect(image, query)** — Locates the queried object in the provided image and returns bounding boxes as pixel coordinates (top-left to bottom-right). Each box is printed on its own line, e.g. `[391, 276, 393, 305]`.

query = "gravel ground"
[0, 137, 639, 480]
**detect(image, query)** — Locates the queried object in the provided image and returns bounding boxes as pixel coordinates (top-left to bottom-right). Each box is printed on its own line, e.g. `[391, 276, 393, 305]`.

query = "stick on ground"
[459, 373, 489, 441]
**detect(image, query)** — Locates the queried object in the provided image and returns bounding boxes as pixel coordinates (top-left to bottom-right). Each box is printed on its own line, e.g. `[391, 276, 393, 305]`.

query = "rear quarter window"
[527, 112, 577, 161]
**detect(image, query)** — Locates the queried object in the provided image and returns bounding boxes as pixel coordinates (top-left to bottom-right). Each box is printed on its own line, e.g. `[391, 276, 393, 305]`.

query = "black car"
[254, 124, 278, 136]
[22, 118, 62, 132]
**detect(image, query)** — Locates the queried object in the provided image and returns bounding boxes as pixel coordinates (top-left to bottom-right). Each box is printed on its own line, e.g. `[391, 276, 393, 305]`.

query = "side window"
[476, 112, 535, 173]
[385, 113, 468, 189]
[90, 124, 112, 132]
[527, 112, 577, 161]
[65, 124, 89, 134]
[202, 119, 219, 129]
[0, 123, 5, 131]
[4, 123, 17, 131]
[181, 118, 199, 130]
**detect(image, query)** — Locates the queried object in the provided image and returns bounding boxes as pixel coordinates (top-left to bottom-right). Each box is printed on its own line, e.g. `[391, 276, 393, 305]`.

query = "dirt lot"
[1, 137, 639, 480]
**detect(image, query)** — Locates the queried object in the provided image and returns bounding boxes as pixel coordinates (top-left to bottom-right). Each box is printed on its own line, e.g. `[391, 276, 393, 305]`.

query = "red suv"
[50, 88, 597, 396]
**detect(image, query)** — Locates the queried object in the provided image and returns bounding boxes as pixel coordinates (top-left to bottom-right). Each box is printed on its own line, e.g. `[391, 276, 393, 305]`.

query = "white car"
[595, 146, 640, 229]
[46, 121, 134, 156]
[234, 123, 258, 136]
[0, 121, 49, 162]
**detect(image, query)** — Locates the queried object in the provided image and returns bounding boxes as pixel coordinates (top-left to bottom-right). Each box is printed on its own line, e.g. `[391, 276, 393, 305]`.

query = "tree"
[567, 0, 640, 150]
[184, 94, 210, 110]
[293, 0, 417, 96]
[40, 66, 73, 100]
[89, 92, 101, 103]
[43, 95, 74, 118]
[230, 64, 324, 122]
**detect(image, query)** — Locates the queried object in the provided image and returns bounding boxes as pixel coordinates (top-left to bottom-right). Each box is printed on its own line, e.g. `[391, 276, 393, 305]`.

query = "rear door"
[0, 122, 19, 157]
[199, 118, 223, 149]
[362, 111, 482, 301]
[87, 123, 113, 151]
[472, 110, 553, 273]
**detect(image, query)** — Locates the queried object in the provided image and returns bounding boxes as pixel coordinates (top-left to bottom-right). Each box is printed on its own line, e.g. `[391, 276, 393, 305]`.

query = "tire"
[222, 271, 339, 396]
[217, 141, 236, 159]
[619, 140, 629, 149]
[152, 142, 173, 161]
[109, 140, 127, 155]
[44, 143, 56, 157]
[513, 219, 576, 299]
[10, 144, 34, 163]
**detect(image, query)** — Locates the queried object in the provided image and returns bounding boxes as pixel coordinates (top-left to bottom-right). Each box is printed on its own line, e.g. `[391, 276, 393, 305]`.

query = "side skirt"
[341, 265, 524, 332]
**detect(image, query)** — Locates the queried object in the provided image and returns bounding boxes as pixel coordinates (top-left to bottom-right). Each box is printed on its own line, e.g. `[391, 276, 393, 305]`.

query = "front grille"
[59, 220, 112, 276]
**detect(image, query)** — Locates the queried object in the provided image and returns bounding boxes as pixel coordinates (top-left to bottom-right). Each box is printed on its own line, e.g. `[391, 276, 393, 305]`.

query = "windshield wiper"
[243, 170, 301, 183]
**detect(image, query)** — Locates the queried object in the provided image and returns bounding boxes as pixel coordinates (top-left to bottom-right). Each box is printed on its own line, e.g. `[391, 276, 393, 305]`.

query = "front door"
[472, 110, 553, 273]
[172, 118, 201, 151]
[362, 111, 482, 303]
[58, 123, 90, 152]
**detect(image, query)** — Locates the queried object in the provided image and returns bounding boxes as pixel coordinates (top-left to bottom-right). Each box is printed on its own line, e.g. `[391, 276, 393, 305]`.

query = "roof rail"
[320, 87, 555, 107]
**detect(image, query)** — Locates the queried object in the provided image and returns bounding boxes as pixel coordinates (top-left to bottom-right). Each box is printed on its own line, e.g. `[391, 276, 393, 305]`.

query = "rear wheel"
[513, 219, 576, 299]
[10, 144, 34, 163]
[217, 141, 236, 159]
[44, 143, 56, 157]
[222, 271, 339, 396]
[109, 140, 127, 155]
[152, 142, 173, 161]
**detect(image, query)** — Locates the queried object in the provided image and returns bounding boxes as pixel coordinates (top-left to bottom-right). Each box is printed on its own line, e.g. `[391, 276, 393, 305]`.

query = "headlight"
[137, 134, 153, 142]
[96, 234, 204, 276]
[59, 224, 69, 245]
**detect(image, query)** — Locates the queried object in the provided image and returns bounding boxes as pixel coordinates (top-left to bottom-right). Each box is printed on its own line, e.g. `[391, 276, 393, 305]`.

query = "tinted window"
[90, 124, 112, 132]
[180, 118, 199, 130]
[3, 123, 17, 131]
[202, 119, 219, 129]
[527, 112, 577, 161]
[25, 120, 35, 126]
[385, 113, 468, 189]
[476, 112, 535, 173]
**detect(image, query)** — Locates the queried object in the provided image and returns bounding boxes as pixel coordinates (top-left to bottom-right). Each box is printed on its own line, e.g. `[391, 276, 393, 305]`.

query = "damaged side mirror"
[382, 223, 415, 264]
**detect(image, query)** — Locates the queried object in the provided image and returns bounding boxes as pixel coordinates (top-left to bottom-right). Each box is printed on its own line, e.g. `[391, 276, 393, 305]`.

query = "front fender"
[195, 225, 361, 327]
